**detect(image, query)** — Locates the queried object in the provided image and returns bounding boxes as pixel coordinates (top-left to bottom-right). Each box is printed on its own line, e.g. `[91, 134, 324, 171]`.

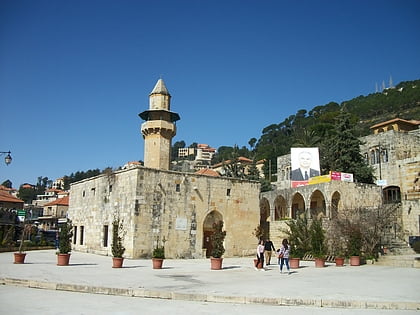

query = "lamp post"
[0, 151, 12, 165]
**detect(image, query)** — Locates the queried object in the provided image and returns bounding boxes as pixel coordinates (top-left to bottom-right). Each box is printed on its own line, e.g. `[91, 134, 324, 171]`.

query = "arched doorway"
[259, 198, 270, 238]
[331, 191, 341, 219]
[310, 190, 326, 219]
[202, 211, 223, 258]
[274, 195, 287, 220]
[291, 193, 305, 219]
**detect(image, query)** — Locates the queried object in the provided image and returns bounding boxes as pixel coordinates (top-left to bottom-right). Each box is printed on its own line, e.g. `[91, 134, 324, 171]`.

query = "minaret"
[139, 79, 180, 170]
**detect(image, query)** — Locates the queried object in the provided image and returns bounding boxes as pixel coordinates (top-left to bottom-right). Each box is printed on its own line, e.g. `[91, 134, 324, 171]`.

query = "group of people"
[256, 238, 291, 274]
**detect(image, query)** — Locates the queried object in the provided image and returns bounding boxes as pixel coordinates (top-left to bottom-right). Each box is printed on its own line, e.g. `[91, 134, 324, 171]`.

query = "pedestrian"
[255, 239, 265, 270]
[278, 238, 290, 274]
[264, 239, 276, 266]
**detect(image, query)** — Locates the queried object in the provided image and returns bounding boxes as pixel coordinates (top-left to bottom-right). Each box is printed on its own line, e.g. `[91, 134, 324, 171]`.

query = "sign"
[376, 179, 387, 186]
[175, 218, 188, 230]
[308, 175, 331, 185]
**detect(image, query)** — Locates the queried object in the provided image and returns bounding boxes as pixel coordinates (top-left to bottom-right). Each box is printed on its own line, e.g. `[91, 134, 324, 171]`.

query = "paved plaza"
[1, 250, 419, 312]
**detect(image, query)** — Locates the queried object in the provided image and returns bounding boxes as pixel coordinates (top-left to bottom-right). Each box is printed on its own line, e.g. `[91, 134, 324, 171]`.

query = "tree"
[1, 180, 12, 188]
[17, 185, 37, 204]
[321, 111, 375, 183]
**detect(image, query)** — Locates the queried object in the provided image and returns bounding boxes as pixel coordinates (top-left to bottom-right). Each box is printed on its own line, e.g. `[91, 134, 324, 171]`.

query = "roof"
[370, 118, 420, 129]
[150, 79, 170, 96]
[0, 190, 24, 203]
[44, 195, 69, 207]
[195, 168, 220, 177]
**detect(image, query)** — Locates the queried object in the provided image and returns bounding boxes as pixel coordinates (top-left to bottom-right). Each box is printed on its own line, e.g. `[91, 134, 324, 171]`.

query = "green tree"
[321, 111, 375, 184]
[1, 180, 12, 188]
[17, 185, 37, 204]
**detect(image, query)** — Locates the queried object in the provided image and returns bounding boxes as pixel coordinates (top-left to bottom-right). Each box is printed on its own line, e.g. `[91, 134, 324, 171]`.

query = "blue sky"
[1, 0, 419, 188]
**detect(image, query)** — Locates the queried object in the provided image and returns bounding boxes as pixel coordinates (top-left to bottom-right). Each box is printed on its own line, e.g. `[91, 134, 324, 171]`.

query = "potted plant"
[14, 221, 30, 264]
[111, 216, 126, 268]
[152, 238, 165, 269]
[309, 218, 326, 267]
[347, 226, 363, 266]
[57, 220, 73, 266]
[210, 220, 226, 270]
[285, 216, 311, 269]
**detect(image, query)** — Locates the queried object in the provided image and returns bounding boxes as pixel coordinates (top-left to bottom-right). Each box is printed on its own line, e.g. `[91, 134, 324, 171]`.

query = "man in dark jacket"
[264, 239, 276, 265]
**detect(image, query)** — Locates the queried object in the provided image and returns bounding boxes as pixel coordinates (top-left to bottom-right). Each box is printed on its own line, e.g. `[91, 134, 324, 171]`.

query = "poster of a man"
[290, 148, 320, 182]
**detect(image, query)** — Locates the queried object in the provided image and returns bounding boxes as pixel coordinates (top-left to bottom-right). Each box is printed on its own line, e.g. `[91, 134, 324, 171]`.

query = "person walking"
[278, 239, 291, 274]
[255, 239, 265, 270]
[264, 239, 276, 266]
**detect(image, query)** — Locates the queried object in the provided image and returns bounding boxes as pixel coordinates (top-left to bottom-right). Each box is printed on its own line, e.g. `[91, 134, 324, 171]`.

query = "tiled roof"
[195, 168, 220, 177]
[370, 118, 420, 129]
[44, 195, 69, 206]
[0, 190, 24, 203]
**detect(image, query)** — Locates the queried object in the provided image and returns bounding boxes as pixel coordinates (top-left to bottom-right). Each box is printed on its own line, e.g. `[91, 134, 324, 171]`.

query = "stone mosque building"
[68, 79, 260, 259]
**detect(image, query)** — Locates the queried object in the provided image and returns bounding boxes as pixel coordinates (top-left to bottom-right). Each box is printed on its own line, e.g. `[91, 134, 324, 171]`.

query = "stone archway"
[291, 193, 305, 219]
[202, 211, 223, 258]
[331, 191, 341, 219]
[274, 195, 287, 220]
[310, 190, 326, 219]
[259, 197, 270, 238]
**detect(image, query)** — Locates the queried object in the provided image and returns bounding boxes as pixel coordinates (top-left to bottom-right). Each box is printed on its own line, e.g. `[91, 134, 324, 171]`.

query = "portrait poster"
[290, 147, 320, 187]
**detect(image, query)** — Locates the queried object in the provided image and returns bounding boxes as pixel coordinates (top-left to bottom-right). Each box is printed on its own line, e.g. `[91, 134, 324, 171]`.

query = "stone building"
[68, 79, 260, 259]
[264, 117, 420, 246]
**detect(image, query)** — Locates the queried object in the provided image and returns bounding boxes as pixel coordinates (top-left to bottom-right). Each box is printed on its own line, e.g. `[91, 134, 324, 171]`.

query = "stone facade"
[272, 119, 420, 244]
[68, 166, 260, 259]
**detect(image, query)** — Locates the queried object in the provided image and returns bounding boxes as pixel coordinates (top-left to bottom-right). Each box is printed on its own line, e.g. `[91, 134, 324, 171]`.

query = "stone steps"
[375, 254, 420, 268]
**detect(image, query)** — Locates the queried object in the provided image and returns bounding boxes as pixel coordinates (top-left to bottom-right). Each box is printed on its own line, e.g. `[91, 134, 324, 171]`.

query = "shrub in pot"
[152, 242, 165, 269]
[111, 216, 126, 268]
[309, 218, 326, 267]
[210, 220, 226, 270]
[57, 220, 73, 266]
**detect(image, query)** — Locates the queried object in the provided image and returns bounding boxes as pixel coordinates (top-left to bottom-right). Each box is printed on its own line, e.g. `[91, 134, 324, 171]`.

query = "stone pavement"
[1, 250, 419, 311]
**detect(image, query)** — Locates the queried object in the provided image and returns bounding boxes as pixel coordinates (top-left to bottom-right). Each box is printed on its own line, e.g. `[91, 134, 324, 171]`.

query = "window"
[80, 226, 84, 245]
[109, 185, 113, 193]
[226, 188, 231, 196]
[73, 226, 77, 244]
[91, 188, 96, 195]
[103, 225, 109, 247]
[176, 183, 180, 192]
[82, 191, 85, 197]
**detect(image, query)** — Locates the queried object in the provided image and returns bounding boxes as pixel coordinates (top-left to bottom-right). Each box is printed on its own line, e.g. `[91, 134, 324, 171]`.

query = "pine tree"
[321, 111, 375, 184]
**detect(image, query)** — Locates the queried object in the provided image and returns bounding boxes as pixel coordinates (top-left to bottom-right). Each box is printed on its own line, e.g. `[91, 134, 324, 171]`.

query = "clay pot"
[14, 252, 26, 264]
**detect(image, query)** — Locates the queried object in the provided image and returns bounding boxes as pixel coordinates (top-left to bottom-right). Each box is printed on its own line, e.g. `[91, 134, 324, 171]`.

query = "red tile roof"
[44, 195, 69, 206]
[0, 190, 24, 203]
[195, 168, 220, 177]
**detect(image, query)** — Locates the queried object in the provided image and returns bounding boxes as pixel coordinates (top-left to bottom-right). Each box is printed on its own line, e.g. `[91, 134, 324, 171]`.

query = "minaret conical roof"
[150, 79, 170, 96]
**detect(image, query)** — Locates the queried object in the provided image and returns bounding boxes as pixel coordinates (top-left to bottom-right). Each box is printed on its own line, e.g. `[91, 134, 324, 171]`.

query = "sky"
[1, 0, 419, 188]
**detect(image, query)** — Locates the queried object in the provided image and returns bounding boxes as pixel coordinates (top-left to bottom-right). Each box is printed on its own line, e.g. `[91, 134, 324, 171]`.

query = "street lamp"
[0, 151, 12, 165]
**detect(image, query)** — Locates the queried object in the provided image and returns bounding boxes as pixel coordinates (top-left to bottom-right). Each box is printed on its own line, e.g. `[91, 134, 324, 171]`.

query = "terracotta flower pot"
[57, 253, 71, 266]
[152, 258, 164, 269]
[112, 257, 124, 268]
[314, 257, 325, 268]
[289, 257, 300, 269]
[350, 255, 360, 266]
[14, 252, 26, 264]
[335, 257, 345, 267]
[210, 257, 223, 270]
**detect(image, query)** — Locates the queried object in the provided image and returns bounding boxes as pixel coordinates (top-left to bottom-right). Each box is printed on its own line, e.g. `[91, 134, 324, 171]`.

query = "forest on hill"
[205, 79, 420, 177]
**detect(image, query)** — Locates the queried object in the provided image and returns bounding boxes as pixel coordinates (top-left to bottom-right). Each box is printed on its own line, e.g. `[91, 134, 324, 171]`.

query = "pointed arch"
[202, 211, 223, 258]
[331, 191, 341, 219]
[291, 192, 305, 219]
[310, 189, 326, 219]
[274, 195, 287, 220]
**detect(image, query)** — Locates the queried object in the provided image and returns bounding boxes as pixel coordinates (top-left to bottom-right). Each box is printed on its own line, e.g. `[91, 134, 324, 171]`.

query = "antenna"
[389, 75, 393, 88]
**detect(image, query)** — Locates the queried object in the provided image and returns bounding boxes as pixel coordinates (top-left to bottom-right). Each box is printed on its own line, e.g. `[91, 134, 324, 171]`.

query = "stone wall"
[68, 166, 260, 259]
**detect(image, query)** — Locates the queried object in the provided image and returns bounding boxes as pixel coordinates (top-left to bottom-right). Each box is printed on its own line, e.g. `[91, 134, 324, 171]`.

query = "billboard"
[290, 147, 320, 187]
